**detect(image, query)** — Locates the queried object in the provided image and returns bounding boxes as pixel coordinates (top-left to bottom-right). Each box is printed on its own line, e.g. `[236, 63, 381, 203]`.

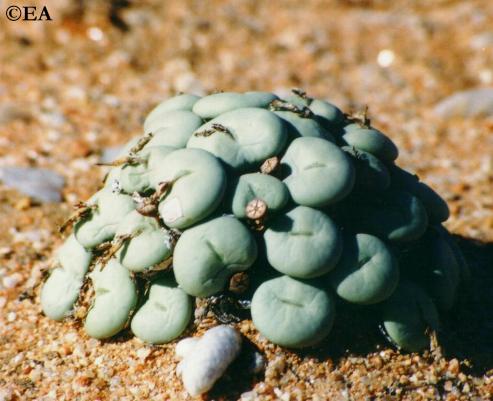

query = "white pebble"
[175, 337, 199, 360]
[434, 88, 493, 118]
[175, 325, 242, 397]
[136, 347, 151, 360]
[87, 27, 104, 42]
[7, 312, 16, 322]
[64, 332, 78, 342]
[377, 49, 395, 68]
[2, 273, 22, 289]
[240, 390, 258, 401]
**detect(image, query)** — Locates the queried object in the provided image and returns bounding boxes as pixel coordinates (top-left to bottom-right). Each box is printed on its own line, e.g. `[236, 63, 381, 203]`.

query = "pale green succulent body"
[40, 90, 462, 352]
[131, 276, 193, 344]
[251, 275, 335, 348]
[173, 216, 257, 297]
[41, 234, 92, 321]
[84, 259, 138, 339]
[228, 173, 289, 219]
[264, 206, 342, 278]
[187, 107, 287, 171]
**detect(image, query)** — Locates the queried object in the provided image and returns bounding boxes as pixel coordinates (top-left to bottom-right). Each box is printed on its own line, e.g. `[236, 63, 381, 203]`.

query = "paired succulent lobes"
[264, 206, 342, 278]
[40, 234, 92, 321]
[148, 148, 227, 229]
[113, 211, 172, 272]
[84, 259, 138, 339]
[173, 216, 258, 297]
[251, 275, 336, 348]
[329, 233, 399, 305]
[192, 91, 278, 119]
[228, 173, 289, 219]
[187, 107, 287, 170]
[74, 189, 135, 248]
[381, 281, 440, 352]
[41, 90, 463, 355]
[131, 276, 193, 344]
[282, 137, 355, 207]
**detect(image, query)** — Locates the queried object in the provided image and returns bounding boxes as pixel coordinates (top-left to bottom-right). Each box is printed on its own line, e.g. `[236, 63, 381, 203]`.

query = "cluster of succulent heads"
[41, 89, 468, 352]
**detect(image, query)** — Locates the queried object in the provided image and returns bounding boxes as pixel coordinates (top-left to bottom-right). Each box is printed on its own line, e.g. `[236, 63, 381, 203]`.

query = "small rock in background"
[0, 167, 65, 203]
[434, 88, 493, 118]
[0, 103, 32, 125]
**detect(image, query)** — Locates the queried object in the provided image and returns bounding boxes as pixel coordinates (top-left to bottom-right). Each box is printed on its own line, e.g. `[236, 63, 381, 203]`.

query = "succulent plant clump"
[41, 90, 466, 352]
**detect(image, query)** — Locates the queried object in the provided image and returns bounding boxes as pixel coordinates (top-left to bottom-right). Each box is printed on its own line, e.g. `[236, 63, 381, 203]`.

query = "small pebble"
[0, 167, 64, 202]
[136, 347, 152, 361]
[2, 273, 22, 289]
[434, 88, 493, 118]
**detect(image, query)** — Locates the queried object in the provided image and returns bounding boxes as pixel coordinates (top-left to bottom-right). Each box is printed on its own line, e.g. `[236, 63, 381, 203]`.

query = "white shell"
[175, 325, 242, 396]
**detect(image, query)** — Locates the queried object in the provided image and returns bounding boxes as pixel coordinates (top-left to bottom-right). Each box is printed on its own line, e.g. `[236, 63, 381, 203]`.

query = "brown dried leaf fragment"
[59, 202, 98, 234]
[269, 99, 313, 118]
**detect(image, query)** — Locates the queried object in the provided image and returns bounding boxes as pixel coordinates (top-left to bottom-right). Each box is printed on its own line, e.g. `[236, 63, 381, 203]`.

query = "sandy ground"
[0, 0, 493, 400]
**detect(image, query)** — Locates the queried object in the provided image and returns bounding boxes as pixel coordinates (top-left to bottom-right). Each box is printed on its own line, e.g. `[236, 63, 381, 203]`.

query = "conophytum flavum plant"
[40, 89, 468, 352]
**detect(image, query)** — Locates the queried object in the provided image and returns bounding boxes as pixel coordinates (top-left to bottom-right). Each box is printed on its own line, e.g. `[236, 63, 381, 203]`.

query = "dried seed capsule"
[260, 156, 280, 174]
[228, 272, 250, 295]
[245, 198, 268, 220]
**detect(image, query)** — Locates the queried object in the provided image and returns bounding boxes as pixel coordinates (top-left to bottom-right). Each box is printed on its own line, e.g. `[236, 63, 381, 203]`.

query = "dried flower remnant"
[260, 156, 280, 175]
[269, 99, 314, 118]
[194, 123, 233, 138]
[59, 201, 98, 234]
